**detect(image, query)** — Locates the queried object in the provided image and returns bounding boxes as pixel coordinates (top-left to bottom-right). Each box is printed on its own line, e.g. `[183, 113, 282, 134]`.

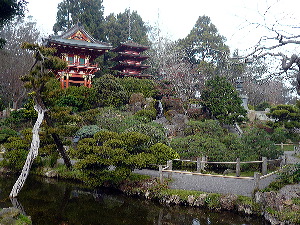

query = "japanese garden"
[0, 0, 299, 224]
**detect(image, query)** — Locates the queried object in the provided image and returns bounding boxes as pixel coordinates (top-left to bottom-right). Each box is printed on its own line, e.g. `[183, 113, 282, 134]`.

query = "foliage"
[103, 9, 149, 47]
[9, 98, 37, 124]
[55, 86, 98, 112]
[241, 127, 282, 160]
[0, 137, 29, 172]
[201, 76, 247, 125]
[184, 119, 224, 136]
[53, 0, 105, 41]
[73, 130, 178, 187]
[93, 74, 128, 108]
[178, 15, 229, 73]
[0, 0, 27, 48]
[118, 77, 157, 98]
[267, 104, 300, 129]
[134, 109, 157, 121]
[270, 127, 288, 143]
[75, 125, 102, 139]
[147, 143, 179, 165]
[0, 127, 18, 143]
[255, 102, 271, 111]
[125, 123, 168, 145]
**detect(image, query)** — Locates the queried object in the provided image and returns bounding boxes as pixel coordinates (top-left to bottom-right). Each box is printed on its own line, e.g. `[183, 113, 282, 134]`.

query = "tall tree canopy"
[53, 0, 106, 41]
[0, 0, 28, 48]
[178, 16, 229, 71]
[103, 9, 149, 47]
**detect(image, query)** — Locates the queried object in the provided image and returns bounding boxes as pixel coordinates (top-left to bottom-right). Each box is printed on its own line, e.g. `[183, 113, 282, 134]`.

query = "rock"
[255, 191, 286, 211]
[0, 207, 21, 219]
[1, 216, 16, 225]
[220, 194, 238, 210]
[44, 170, 58, 178]
[237, 203, 253, 215]
[193, 194, 207, 207]
[187, 195, 195, 205]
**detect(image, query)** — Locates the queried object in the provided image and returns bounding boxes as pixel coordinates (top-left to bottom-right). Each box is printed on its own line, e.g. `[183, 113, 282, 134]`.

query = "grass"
[160, 189, 205, 200]
[276, 144, 296, 151]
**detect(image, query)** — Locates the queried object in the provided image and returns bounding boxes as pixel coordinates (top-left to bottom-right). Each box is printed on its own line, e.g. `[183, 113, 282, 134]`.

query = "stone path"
[134, 151, 300, 197]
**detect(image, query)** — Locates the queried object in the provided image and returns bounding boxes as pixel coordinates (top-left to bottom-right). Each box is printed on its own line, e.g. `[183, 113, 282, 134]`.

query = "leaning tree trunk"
[9, 104, 46, 198]
[44, 114, 72, 169]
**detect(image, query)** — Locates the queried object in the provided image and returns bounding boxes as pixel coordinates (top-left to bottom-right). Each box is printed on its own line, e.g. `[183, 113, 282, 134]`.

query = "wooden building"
[44, 23, 112, 88]
[110, 40, 152, 78]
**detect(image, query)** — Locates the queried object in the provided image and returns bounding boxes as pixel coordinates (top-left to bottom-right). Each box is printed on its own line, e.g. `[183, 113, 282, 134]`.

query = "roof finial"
[128, 7, 132, 40]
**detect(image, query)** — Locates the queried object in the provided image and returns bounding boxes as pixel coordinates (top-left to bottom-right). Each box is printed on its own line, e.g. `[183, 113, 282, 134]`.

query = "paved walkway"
[134, 151, 300, 197]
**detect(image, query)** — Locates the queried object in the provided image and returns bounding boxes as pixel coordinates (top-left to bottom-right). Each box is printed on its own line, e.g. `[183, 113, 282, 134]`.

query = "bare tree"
[237, 2, 300, 96]
[0, 17, 40, 109]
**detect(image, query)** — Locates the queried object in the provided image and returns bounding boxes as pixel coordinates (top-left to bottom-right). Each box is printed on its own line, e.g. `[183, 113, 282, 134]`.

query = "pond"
[0, 175, 268, 225]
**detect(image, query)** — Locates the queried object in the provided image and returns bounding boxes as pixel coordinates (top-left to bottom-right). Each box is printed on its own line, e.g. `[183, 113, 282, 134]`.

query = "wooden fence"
[159, 156, 285, 186]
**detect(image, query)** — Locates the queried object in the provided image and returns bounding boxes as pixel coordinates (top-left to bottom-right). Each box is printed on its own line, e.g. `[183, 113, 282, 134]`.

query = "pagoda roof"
[111, 53, 149, 62]
[110, 63, 150, 71]
[44, 23, 112, 51]
[112, 40, 149, 52]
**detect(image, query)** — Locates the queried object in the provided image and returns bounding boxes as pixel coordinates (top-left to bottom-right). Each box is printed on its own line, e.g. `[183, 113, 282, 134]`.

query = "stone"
[44, 170, 58, 178]
[193, 194, 207, 207]
[220, 194, 238, 210]
[0, 207, 21, 219]
[187, 195, 195, 205]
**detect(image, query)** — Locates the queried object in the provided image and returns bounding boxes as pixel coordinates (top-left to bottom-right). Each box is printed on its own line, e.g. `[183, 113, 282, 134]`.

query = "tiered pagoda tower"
[45, 24, 112, 88]
[110, 40, 152, 78]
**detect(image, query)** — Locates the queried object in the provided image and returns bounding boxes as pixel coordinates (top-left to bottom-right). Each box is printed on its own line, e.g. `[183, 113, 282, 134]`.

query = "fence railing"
[159, 156, 285, 184]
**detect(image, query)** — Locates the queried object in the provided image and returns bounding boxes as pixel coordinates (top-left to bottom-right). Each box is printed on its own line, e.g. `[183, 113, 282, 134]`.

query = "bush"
[135, 109, 157, 121]
[126, 123, 168, 145]
[75, 125, 102, 139]
[0, 128, 18, 143]
[147, 143, 179, 165]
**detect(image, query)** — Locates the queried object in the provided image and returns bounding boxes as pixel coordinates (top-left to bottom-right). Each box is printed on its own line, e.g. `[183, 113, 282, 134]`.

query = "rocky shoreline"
[0, 207, 32, 225]
[118, 177, 300, 225]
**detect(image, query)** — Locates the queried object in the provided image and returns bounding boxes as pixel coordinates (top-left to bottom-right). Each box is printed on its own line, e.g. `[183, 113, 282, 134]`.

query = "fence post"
[236, 158, 240, 177]
[200, 156, 206, 171]
[262, 157, 267, 175]
[281, 142, 283, 150]
[159, 165, 163, 183]
[254, 172, 261, 191]
[197, 157, 201, 172]
[167, 160, 173, 179]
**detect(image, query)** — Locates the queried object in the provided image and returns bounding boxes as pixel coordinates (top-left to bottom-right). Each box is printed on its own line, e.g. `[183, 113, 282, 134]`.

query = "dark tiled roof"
[45, 23, 112, 50]
[49, 38, 111, 50]
[112, 40, 149, 52]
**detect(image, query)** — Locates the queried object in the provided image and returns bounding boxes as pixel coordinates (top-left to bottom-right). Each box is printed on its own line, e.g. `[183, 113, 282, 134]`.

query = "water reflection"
[0, 175, 267, 225]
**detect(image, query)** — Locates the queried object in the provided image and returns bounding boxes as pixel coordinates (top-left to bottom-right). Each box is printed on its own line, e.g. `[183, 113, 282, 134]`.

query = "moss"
[237, 196, 261, 213]
[160, 189, 204, 201]
[205, 193, 222, 210]
[16, 214, 32, 225]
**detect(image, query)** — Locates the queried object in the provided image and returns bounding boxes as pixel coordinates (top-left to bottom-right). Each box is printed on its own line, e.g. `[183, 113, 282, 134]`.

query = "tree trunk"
[44, 114, 72, 169]
[10, 104, 46, 198]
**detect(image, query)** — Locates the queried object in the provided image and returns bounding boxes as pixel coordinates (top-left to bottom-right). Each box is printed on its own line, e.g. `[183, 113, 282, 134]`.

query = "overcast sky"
[26, 0, 300, 54]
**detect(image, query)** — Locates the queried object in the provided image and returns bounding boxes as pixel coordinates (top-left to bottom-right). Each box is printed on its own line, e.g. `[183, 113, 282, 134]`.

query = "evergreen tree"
[178, 15, 229, 76]
[201, 76, 247, 125]
[0, 0, 27, 48]
[53, 0, 106, 41]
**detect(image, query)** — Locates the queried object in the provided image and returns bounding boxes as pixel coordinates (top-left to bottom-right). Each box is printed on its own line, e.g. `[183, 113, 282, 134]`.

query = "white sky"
[26, 0, 300, 55]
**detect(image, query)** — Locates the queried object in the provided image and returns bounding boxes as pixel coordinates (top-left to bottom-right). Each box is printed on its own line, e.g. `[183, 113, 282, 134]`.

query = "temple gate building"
[44, 23, 112, 88]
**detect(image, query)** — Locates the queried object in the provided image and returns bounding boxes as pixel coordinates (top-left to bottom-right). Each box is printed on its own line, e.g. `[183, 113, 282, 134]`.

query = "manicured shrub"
[75, 125, 101, 139]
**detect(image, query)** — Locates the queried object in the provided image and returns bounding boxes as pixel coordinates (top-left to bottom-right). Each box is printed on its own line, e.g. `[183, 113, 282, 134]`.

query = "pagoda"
[110, 40, 152, 78]
[44, 23, 112, 88]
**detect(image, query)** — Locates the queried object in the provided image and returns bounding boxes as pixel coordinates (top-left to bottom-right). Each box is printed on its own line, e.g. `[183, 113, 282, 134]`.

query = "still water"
[0, 175, 267, 225]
